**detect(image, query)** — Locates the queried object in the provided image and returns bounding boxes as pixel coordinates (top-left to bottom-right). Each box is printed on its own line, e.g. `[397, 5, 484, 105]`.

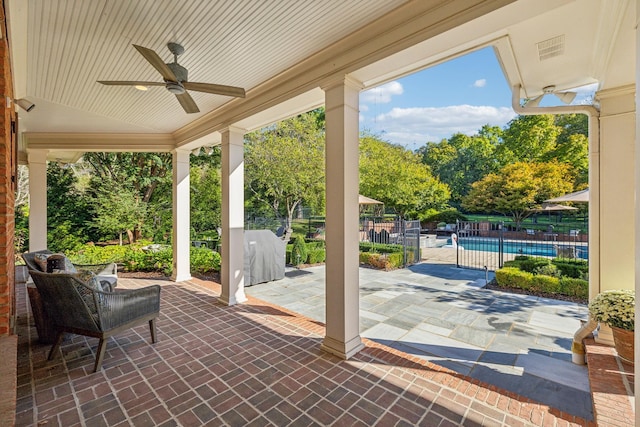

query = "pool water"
[452, 237, 589, 260]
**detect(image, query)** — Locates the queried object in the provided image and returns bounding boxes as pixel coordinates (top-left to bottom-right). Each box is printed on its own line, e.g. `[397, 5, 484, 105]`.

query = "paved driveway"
[246, 262, 593, 420]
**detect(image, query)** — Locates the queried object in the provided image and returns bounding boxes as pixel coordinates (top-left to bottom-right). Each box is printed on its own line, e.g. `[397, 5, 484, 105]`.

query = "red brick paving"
[14, 277, 598, 426]
[584, 338, 634, 427]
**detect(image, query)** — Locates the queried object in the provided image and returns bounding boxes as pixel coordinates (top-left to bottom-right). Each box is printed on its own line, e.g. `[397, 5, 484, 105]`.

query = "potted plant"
[588, 290, 635, 363]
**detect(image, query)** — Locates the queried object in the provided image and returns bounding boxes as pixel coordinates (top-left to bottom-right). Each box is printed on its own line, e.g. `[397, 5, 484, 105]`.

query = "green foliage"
[560, 277, 589, 300]
[461, 161, 574, 229]
[91, 186, 147, 245]
[497, 257, 588, 299]
[359, 242, 403, 253]
[48, 222, 85, 253]
[67, 244, 129, 264]
[533, 263, 561, 278]
[359, 134, 450, 218]
[420, 126, 503, 202]
[420, 208, 467, 224]
[82, 152, 173, 243]
[122, 246, 173, 275]
[530, 274, 561, 293]
[495, 267, 533, 289]
[190, 247, 221, 273]
[245, 110, 326, 228]
[307, 248, 326, 264]
[190, 159, 222, 237]
[498, 115, 560, 162]
[552, 258, 589, 279]
[290, 235, 309, 266]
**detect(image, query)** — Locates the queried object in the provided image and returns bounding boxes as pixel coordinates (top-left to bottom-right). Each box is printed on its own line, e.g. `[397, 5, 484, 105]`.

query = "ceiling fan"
[98, 43, 246, 114]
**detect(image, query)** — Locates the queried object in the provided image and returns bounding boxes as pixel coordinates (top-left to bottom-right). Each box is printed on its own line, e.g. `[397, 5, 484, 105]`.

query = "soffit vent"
[536, 35, 565, 61]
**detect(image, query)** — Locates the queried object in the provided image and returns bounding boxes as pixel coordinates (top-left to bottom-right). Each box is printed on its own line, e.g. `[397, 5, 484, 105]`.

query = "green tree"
[82, 152, 172, 242]
[191, 148, 222, 237]
[420, 125, 503, 203]
[245, 110, 325, 229]
[46, 163, 97, 251]
[92, 186, 147, 245]
[360, 134, 450, 218]
[461, 161, 574, 229]
[497, 115, 560, 162]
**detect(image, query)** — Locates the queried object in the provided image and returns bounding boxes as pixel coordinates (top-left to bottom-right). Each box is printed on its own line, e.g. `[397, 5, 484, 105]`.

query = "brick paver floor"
[15, 277, 594, 426]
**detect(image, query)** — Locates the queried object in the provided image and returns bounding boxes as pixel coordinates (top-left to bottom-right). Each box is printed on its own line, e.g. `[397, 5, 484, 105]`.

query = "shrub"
[534, 263, 560, 278]
[420, 208, 467, 224]
[518, 258, 551, 273]
[359, 252, 392, 270]
[122, 246, 173, 275]
[68, 244, 129, 265]
[359, 242, 403, 253]
[531, 274, 561, 294]
[307, 248, 326, 264]
[552, 258, 588, 279]
[190, 247, 221, 273]
[559, 277, 589, 299]
[290, 235, 309, 266]
[495, 267, 533, 289]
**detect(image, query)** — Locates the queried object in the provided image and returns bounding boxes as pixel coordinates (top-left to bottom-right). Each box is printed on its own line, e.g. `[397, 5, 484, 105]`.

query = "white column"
[171, 148, 192, 282]
[634, 0, 640, 417]
[321, 76, 364, 359]
[27, 150, 48, 252]
[594, 86, 635, 346]
[220, 126, 247, 305]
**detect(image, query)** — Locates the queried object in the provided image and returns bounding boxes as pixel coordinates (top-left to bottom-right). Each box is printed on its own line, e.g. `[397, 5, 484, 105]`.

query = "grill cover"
[244, 230, 286, 286]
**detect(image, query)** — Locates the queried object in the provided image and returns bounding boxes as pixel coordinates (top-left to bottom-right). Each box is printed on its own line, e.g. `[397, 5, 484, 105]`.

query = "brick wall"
[0, 3, 16, 336]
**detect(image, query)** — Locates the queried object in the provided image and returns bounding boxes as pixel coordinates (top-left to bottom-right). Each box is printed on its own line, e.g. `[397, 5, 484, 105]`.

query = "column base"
[218, 293, 248, 306]
[321, 335, 364, 360]
[171, 273, 192, 282]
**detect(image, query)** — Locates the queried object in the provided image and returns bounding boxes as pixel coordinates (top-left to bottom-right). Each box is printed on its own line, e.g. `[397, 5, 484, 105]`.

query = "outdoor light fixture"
[14, 98, 35, 112]
[524, 85, 576, 107]
[134, 85, 148, 91]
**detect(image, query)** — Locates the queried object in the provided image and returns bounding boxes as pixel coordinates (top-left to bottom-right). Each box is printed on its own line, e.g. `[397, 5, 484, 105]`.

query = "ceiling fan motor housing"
[167, 62, 188, 82]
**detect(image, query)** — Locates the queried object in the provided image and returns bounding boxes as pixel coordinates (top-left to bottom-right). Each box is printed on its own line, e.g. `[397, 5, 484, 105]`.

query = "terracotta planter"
[611, 326, 634, 364]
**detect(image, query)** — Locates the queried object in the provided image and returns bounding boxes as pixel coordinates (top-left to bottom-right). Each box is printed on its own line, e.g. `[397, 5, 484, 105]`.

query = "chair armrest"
[96, 285, 161, 330]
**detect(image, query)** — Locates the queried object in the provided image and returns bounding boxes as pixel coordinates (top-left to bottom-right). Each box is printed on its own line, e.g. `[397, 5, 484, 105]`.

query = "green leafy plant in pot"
[588, 290, 635, 363]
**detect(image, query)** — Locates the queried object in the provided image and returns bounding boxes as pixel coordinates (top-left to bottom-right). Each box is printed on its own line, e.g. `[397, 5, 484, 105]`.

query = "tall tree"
[461, 161, 574, 229]
[245, 110, 325, 229]
[420, 125, 503, 203]
[497, 114, 560, 163]
[191, 148, 222, 237]
[360, 134, 450, 218]
[82, 152, 172, 242]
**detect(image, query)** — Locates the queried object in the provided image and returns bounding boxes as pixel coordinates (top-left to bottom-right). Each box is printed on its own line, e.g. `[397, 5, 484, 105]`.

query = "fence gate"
[455, 220, 504, 271]
[403, 220, 421, 267]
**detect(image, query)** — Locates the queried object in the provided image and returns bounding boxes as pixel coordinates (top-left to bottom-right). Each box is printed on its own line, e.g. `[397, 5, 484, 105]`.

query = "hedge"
[495, 266, 587, 299]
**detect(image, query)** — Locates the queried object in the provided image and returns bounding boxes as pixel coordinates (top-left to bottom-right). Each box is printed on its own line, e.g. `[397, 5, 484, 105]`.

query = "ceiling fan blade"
[176, 92, 200, 114]
[97, 81, 165, 86]
[133, 44, 178, 82]
[183, 82, 246, 98]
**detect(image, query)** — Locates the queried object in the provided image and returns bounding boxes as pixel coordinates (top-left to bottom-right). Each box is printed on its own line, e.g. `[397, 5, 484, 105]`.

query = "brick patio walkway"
[15, 277, 593, 426]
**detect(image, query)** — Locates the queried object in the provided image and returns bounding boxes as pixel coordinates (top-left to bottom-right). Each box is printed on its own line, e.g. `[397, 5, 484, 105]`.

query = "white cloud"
[360, 81, 403, 104]
[363, 105, 517, 147]
[473, 79, 487, 88]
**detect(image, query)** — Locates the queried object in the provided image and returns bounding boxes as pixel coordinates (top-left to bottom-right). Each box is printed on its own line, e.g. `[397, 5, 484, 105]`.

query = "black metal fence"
[454, 220, 588, 271]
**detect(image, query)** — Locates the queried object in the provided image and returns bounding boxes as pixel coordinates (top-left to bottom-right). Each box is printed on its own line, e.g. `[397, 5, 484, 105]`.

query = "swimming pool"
[452, 237, 589, 260]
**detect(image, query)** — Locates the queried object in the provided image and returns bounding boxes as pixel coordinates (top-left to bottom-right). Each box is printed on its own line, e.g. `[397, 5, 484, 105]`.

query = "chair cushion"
[73, 271, 102, 291]
[35, 253, 78, 273]
[33, 253, 50, 271]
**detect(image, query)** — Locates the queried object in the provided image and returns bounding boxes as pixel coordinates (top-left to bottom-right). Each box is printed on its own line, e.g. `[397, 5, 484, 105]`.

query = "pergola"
[0, 0, 638, 419]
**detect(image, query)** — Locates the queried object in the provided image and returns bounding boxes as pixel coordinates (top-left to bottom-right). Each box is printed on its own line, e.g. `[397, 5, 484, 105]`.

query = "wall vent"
[537, 35, 565, 61]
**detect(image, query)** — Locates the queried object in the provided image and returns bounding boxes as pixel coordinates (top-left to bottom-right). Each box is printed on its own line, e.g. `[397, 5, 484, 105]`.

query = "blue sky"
[359, 47, 594, 150]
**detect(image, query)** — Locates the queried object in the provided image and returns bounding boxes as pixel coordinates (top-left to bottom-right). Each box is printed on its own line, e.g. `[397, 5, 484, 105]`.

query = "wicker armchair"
[29, 270, 161, 372]
[22, 250, 118, 291]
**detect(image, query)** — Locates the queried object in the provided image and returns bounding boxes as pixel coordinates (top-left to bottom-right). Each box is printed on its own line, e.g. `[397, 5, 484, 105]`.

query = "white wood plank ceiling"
[19, 0, 408, 133]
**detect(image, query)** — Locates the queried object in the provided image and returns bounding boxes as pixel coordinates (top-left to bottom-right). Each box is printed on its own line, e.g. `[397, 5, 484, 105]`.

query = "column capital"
[321, 75, 364, 92]
[220, 125, 248, 136]
[27, 149, 48, 164]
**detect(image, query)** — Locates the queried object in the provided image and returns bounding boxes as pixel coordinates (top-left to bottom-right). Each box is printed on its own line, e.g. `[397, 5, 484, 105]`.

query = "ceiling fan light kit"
[98, 43, 245, 114]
